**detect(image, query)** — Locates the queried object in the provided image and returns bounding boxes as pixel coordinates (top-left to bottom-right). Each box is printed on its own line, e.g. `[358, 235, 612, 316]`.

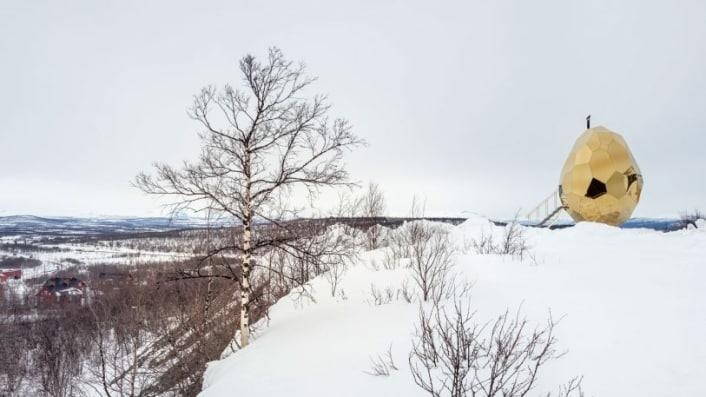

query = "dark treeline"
[1, 260, 246, 396]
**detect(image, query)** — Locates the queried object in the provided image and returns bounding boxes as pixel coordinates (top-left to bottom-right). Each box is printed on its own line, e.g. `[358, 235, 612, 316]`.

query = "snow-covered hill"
[0, 215, 205, 237]
[200, 217, 706, 396]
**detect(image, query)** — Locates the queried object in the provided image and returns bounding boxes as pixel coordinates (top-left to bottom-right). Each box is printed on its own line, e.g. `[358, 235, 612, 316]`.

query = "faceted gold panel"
[559, 126, 643, 226]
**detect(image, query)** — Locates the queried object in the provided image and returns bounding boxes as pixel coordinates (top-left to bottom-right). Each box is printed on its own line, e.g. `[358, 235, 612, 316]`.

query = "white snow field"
[200, 217, 706, 397]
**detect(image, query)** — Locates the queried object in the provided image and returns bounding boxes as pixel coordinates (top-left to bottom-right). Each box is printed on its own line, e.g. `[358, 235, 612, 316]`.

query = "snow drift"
[200, 217, 706, 396]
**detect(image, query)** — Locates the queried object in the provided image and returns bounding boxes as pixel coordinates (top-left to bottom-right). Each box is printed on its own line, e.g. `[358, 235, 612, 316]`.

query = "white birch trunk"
[240, 149, 253, 347]
[240, 223, 251, 347]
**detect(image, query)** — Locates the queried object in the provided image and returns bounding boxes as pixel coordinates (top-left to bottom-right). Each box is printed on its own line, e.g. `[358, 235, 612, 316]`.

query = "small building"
[36, 277, 87, 305]
[0, 269, 22, 283]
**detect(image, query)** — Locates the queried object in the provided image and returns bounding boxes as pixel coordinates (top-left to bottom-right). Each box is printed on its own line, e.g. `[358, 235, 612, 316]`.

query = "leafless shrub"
[381, 243, 405, 270]
[333, 182, 388, 249]
[368, 285, 384, 305]
[324, 261, 347, 297]
[263, 223, 359, 302]
[679, 209, 705, 229]
[444, 278, 473, 302]
[400, 280, 415, 303]
[33, 308, 92, 397]
[365, 345, 398, 377]
[552, 376, 585, 397]
[380, 198, 424, 271]
[0, 316, 31, 396]
[331, 191, 363, 218]
[409, 298, 579, 397]
[366, 224, 387, 250]
[499, 218, 529, 259]
[361, 182, 387, 250]
[368, 285, 397, 306]
[405, 222, 456, 302]
[329, 192, 367, 241]
[471, 232, 497, 255]
[376, 202, 457, 301]
[86, 280, 162, 397]
[471, 217, 529, 260]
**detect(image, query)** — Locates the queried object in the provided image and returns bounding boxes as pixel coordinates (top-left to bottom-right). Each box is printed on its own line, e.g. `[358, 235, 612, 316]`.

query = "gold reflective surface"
[559, 126, 643, 226]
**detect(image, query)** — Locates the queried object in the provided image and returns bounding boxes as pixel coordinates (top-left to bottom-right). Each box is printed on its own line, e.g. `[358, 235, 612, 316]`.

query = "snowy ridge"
[200, 217, 706, 396]
[0, 215, 208, 236]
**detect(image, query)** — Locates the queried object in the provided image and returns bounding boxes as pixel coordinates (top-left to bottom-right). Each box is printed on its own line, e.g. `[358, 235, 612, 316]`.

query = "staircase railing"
[526, 188, 565, 227]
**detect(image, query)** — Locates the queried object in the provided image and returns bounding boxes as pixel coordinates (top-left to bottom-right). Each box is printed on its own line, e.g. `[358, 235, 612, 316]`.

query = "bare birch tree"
[135, 47, 362, 347]
[360, 182, 387, 249]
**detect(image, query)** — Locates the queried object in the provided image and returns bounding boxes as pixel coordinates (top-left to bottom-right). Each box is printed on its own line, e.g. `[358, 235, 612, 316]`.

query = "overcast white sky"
[1, 0, 704, 218]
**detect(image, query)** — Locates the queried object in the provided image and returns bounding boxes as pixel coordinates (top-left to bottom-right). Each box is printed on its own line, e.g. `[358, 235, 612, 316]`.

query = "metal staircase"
[526, 188, 566, 227]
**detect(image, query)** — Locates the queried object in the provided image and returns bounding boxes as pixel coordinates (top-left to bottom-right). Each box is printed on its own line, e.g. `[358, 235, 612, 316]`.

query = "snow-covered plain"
[0, 242, 192, 280]
[201, 217, 706, 397]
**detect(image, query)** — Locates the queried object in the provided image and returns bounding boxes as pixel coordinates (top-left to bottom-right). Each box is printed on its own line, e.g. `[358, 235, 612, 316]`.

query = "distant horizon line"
[0, 213, 684, 222]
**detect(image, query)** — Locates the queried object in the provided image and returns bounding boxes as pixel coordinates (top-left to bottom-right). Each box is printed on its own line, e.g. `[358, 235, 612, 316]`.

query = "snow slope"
[200, 218, 706, 396]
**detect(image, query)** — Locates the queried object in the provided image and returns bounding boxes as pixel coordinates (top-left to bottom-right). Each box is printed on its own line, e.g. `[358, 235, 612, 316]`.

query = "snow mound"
[695, 218, 706, 230]
[200, 220, 706, 396]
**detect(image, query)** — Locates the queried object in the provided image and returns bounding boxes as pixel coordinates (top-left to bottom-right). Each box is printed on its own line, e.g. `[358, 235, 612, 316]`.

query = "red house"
[0, 269, 22, 283]
[36, 277, 87, 305]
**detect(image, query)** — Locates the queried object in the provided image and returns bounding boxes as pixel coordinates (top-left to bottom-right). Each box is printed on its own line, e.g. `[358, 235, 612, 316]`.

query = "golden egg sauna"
[559, 126, 643, 226]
